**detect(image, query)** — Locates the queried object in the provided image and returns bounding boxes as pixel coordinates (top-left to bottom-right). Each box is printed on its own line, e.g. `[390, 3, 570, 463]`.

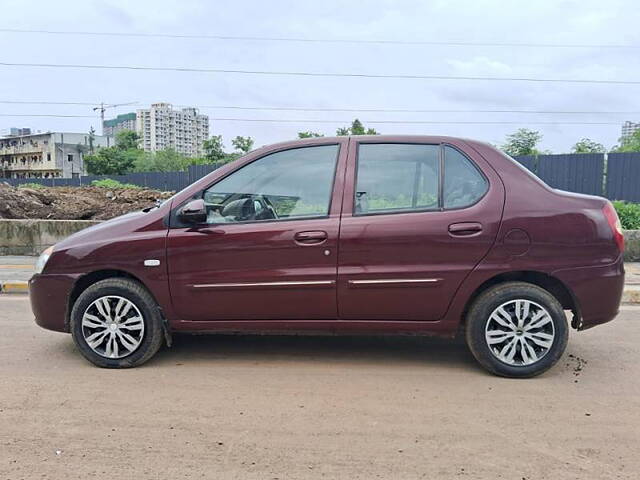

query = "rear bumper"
[29, 273, 79, 333]
[553, 258, 624, 330]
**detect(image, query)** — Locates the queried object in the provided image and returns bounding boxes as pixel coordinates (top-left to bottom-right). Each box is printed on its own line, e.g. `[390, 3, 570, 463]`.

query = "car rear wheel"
[465, 282, 568, 378]
[70, 278, 164, 368]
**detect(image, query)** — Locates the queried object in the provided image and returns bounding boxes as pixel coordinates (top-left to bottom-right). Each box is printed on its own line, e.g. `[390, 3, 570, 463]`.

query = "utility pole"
[92, 102, 138, 135]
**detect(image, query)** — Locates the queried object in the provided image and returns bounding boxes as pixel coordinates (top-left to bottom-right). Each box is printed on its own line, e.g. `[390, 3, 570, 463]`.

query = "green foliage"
[613, 129, 640, 153]
[613, 201, 640, 230]
[572, 138, 605, 153]
[231, 136, 254, 154]
[115, 129, 140, 150]
[298, 131, 324, 138]
[18, 182, 45, 190]
[85, 129, 142, 175]
[86, 129, 238, 175]
[134, 149, 186, 172]
[88, 127, 96, 154]
[203, 135, 226, 163]
[85, 146, 139, 175]
[91, 178, 141, 189]
[336, 119, 379, 136]
[501, 128, 543, 157]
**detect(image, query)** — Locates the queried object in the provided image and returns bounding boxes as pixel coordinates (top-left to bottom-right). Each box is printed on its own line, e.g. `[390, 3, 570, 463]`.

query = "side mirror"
[178, 199, 207, 224]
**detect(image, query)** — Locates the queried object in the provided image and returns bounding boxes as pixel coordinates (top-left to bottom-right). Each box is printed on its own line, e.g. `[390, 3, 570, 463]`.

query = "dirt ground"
[1, 296, 639, 479]
[0, 183, 173, 220]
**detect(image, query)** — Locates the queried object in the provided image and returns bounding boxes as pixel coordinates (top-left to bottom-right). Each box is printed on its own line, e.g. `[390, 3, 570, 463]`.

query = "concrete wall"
[2, 219, 640, 261]
[0, 219, 100, 255]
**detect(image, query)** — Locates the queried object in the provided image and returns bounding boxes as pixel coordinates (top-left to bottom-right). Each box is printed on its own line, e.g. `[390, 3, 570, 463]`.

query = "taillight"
[603, 202, 624, 252]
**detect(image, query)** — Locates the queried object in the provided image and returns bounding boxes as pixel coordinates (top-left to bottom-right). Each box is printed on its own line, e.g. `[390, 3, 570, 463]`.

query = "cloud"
[0, 0, 636, 153]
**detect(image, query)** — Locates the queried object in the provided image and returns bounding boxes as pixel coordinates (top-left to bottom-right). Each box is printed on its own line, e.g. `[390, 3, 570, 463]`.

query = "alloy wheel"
[484, 299, 555, 366]
[81, 295, 145, 359]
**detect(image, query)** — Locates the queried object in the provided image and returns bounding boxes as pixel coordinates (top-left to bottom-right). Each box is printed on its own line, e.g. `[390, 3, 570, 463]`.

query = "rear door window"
[443, 146, 488, 209]
[355, 144, 440, 215]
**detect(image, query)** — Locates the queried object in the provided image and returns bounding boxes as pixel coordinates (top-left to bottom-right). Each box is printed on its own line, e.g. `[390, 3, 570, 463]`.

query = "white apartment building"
[621, 121, 640, 141]
[0, 131, 111, 179]
[136, 103, 209, 157]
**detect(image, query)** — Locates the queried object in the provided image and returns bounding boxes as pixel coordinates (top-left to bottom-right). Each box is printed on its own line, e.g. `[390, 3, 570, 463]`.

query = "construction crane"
[93, 102, 138, 135]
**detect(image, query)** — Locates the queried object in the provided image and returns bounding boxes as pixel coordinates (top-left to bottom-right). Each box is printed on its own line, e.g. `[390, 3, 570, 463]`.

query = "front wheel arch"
[69, 277, 165, 367]
[66, 269, 158, 332]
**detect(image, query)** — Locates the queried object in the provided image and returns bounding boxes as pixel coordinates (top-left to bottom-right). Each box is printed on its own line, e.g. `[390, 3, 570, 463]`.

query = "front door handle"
[448, 222, 483, 237]
[294, 230, 328, 245]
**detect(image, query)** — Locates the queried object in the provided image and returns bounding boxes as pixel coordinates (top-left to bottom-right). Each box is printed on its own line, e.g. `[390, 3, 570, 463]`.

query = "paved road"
[1, 296, 639, 479]
[0, 256, 35, 282]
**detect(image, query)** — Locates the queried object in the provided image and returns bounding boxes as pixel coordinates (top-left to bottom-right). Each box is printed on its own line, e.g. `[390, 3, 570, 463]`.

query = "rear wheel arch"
[461, 270, 581, 329]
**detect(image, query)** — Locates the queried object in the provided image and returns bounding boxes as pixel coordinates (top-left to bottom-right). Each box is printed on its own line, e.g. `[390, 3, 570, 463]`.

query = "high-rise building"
[621, 121, 640, 141]
[103, 112, 136, 137]
[0, 131, 111, 179]
[136, 103, 209, 157]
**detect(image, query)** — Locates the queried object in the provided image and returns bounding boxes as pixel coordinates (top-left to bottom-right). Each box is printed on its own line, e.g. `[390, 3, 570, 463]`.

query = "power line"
[189, 105, 640, 115]
[0, 61, 638, 85]
[0, 113, 624, 125]
[0, 113, 96, 118]
[210, 118, 624, 126]
[0, 100, 98, 106]
[1, 100, 639, 115]
[0, 28, 637, 49]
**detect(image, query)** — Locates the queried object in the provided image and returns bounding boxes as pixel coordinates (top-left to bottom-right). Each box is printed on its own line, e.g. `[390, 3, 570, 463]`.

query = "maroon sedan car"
[30, 135, 624, 377]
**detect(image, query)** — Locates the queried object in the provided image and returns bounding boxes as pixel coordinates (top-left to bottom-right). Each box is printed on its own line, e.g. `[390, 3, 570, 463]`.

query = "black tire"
[70, 278, 164, 368]
[465, 282, 568, 378]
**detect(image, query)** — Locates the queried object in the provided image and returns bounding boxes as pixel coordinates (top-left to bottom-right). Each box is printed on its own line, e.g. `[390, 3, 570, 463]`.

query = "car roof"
[262, 134, 482, 150]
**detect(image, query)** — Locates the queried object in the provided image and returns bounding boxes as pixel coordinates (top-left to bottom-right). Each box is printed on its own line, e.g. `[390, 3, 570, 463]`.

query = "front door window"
[203, 144, 339, 224]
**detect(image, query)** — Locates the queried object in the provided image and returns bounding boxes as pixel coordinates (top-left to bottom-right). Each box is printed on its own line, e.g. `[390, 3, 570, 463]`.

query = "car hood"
[53, 208, 167, 252]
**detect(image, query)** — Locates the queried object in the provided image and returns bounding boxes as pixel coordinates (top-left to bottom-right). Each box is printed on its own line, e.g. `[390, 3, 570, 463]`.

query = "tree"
[298, 131, 324, 138]
[203, 135, 226, 163]
[572, 138, 605, 154]
[231, 135, 254, 154]
[85, 147, 137, 175]
[85, 129, 143, 174]
[501, 128, 543, 157]
[613, 130, 640, 152]
[88, 127, 96, 154]
[133, 149, 187, 172]
[336, 118, 379, 136]
[115, 129, 140, 150]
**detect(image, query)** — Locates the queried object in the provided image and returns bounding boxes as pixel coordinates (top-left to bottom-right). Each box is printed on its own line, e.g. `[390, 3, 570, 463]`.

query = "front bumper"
[553, 257, 625, 330]
[29, 273, 79, 333]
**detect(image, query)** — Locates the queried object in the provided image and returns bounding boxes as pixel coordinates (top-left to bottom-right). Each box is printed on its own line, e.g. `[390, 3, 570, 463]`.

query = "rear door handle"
[294, 230, 328, 245]
[448, 222, 483, 237]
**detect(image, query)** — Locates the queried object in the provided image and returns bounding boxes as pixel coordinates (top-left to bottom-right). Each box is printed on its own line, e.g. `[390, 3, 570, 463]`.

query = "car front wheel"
[70, 278, 164, 368]
[465, 282, 568, 378]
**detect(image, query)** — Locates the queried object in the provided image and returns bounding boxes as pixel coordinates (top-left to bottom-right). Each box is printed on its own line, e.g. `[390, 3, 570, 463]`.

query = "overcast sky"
[0, 0, 638, 152]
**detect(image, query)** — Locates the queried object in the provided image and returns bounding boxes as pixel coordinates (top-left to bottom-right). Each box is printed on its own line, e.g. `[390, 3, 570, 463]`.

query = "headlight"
[35, 246, 54, 274]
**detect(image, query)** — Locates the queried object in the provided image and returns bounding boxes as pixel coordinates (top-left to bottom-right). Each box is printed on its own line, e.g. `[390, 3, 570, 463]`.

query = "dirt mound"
[0, 183, 174, 220]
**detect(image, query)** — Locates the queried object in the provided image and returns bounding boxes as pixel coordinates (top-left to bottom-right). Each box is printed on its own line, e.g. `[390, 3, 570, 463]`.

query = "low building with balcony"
[0, 131, 111, 179]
